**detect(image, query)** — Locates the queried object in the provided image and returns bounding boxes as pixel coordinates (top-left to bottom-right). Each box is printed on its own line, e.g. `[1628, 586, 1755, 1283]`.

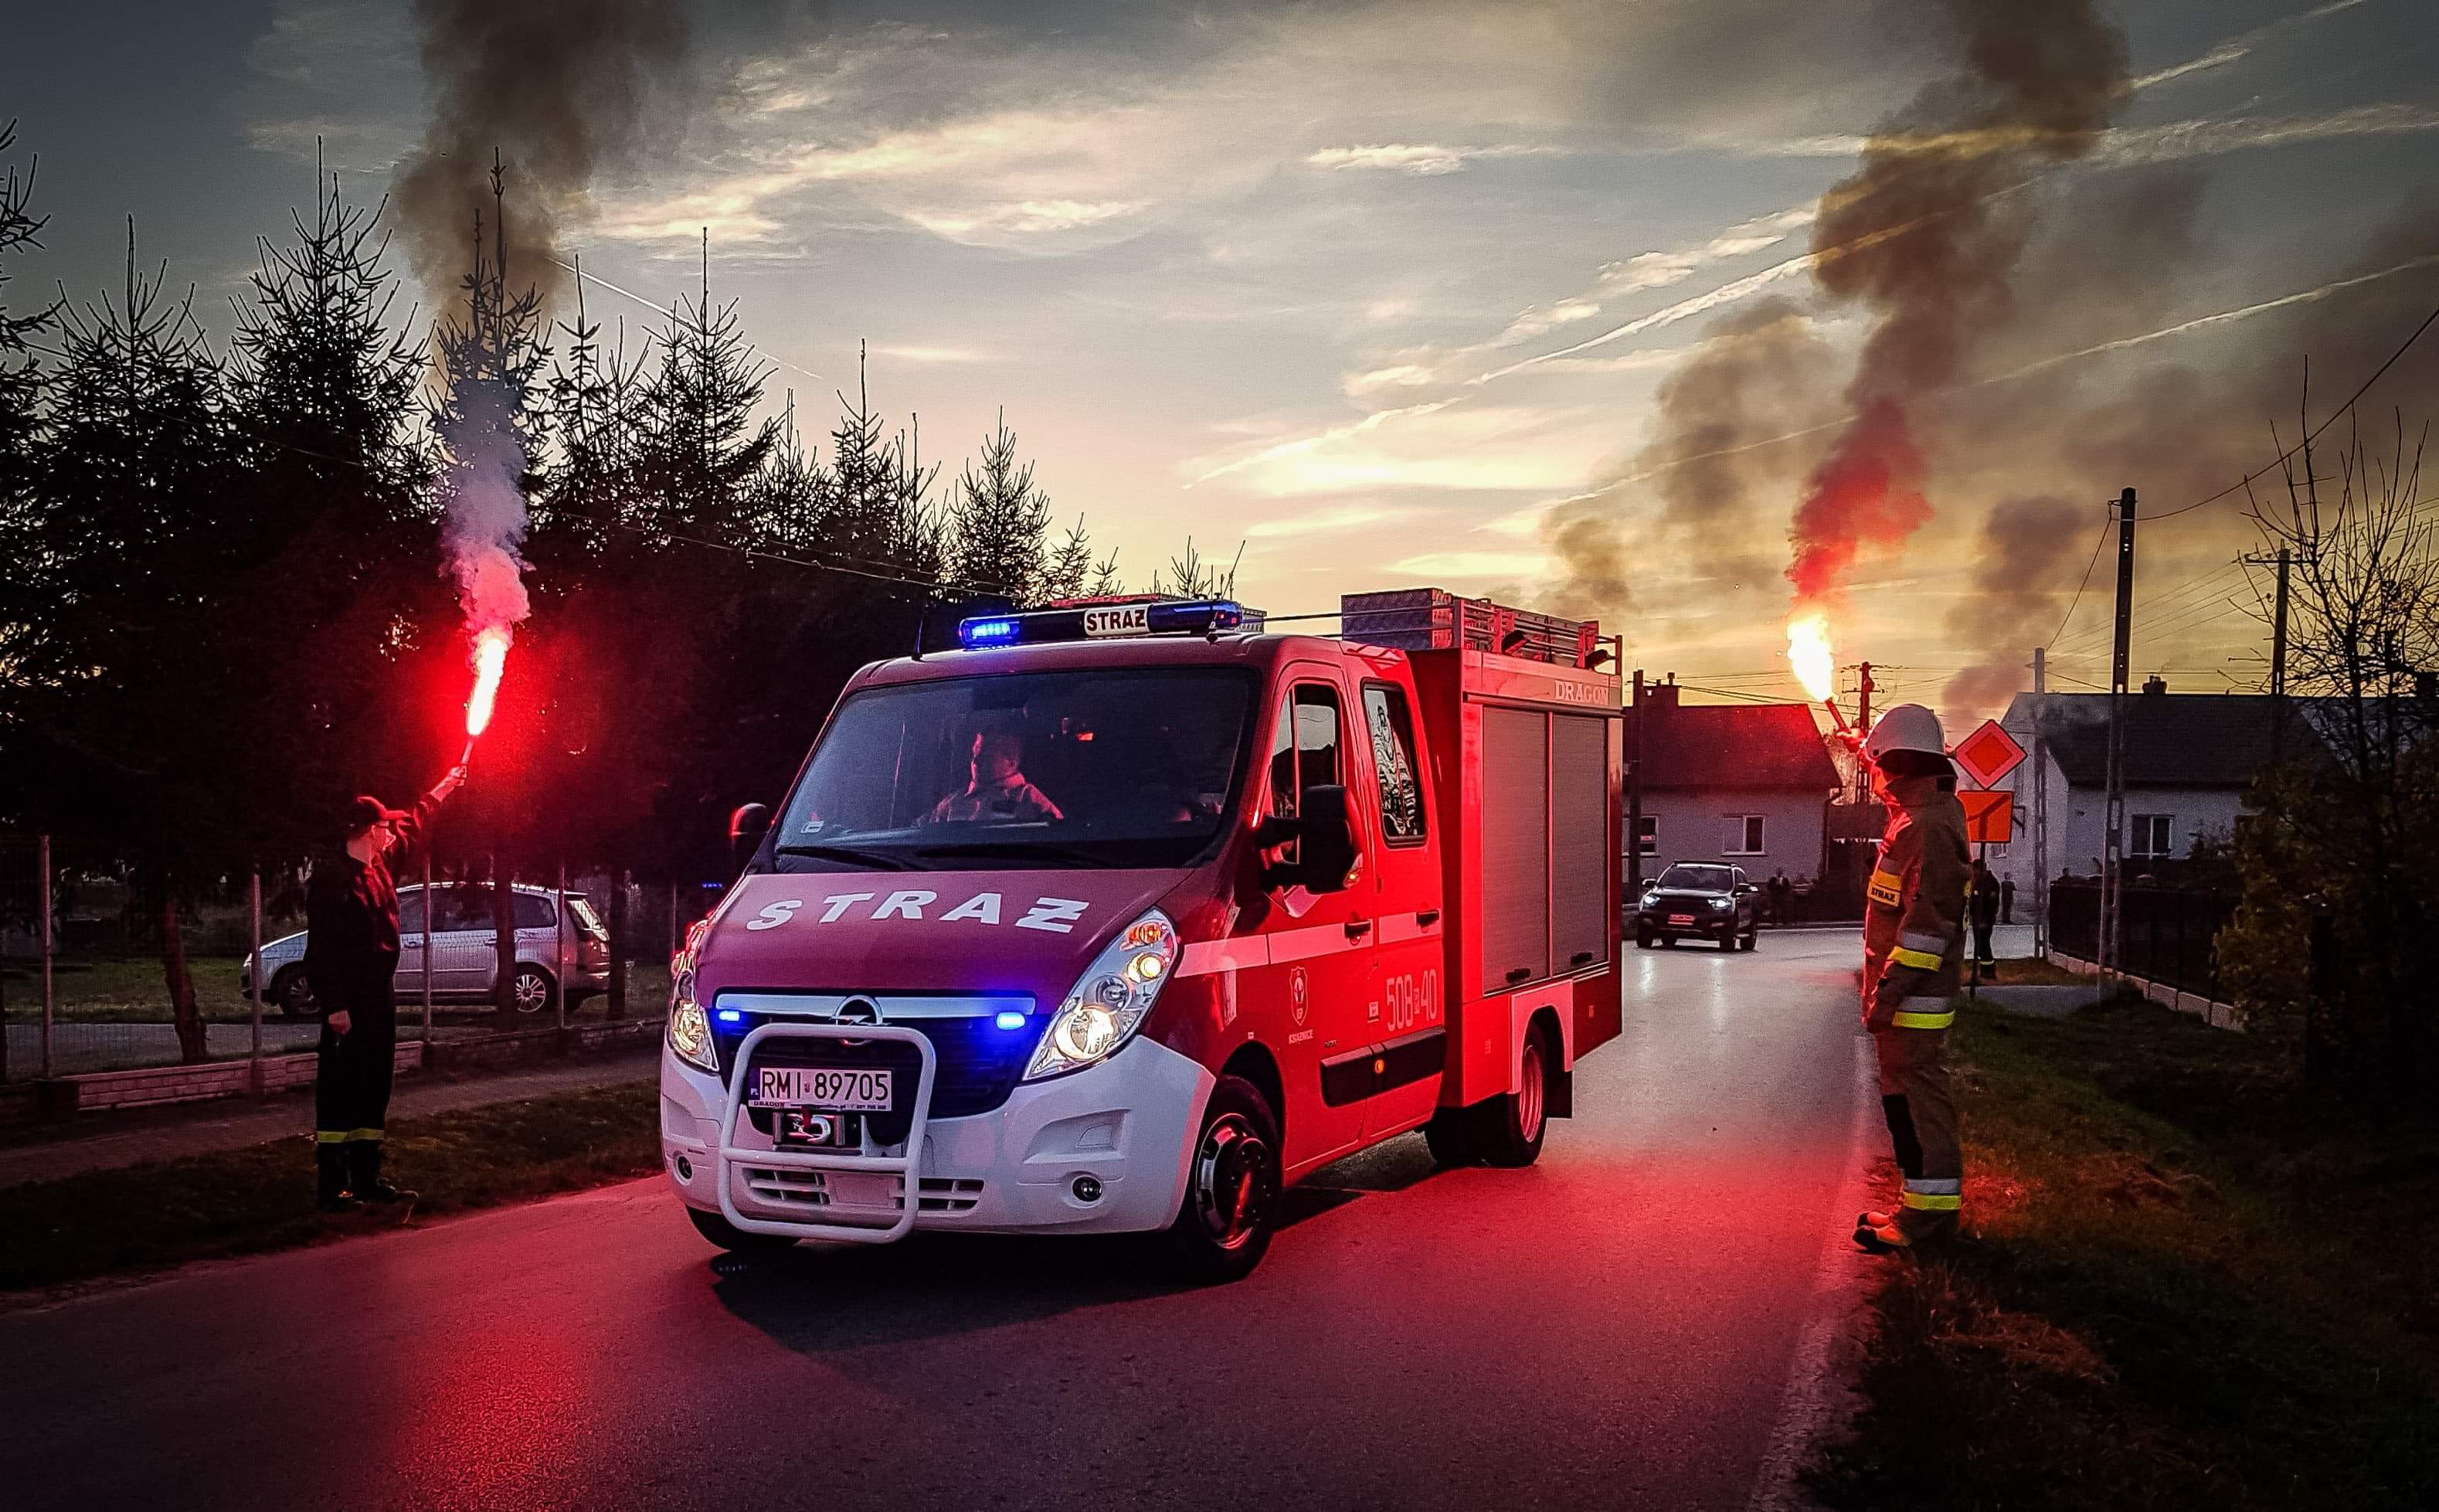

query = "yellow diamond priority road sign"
[1951, 719, 2026, 790]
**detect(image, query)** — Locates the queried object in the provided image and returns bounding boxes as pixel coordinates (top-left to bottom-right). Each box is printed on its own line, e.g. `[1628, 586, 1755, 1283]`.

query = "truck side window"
[1361, 683, 1425, 842]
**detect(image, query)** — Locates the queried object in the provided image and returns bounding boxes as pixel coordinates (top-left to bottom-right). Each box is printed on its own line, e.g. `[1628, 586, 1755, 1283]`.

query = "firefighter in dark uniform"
[1852, 705, 1970, 1254]
[307, 770, 462, 1209]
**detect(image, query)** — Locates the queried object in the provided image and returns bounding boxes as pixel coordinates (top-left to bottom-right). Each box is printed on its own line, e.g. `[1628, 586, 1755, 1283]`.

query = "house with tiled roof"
[1994, 678, 2325, 891]
[1633, 682, 1843, 880]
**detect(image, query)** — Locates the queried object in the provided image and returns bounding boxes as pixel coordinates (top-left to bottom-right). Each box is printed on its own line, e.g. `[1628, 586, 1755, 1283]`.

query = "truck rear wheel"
[1423, 1022, 1553, 1169]
[1162, 1075, 1280, 1284]
[686, 1206, 799, 1258]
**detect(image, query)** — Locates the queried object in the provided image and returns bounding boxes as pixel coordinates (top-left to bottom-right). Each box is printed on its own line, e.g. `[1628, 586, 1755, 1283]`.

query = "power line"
[2044, 511, 2115, 649]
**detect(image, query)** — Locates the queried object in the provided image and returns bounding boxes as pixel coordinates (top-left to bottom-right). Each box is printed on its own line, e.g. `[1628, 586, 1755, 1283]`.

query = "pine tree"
[223, 171, 437, 859]
[19, 225, 239, 1060]
[633, 263, 778, 537]
[532, 261, 647, 563]
[947, 410, 1053, 604]
[426, 161, 554, 1017]
[0, 121, 58, 748]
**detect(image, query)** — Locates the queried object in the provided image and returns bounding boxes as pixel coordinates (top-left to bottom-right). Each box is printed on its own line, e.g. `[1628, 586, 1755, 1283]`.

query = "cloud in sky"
[173, 0, 2439, 685]
[1305, 143, 1567, 175]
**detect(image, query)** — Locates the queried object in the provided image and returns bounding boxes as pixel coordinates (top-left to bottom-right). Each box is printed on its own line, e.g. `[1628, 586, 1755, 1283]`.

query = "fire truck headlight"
[1025, 909, 1177, 1081]
[667, 970, 720, 1074]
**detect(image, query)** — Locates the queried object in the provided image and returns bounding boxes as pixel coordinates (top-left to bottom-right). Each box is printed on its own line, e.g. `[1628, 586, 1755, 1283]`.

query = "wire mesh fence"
[2049, 879, 2237, 1001]
[2, 851, 695, 1089]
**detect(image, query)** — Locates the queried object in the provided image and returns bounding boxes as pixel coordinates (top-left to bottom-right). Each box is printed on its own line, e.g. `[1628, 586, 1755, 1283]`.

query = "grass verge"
[0, 1079, 657, 1293]
[1812, 994, 2439, 1510]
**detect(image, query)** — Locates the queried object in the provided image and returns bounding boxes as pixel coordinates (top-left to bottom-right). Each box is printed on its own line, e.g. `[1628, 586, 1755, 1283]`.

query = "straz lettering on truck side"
[1382, 968, 1440, 1035]
[735, 892, 1091, 933]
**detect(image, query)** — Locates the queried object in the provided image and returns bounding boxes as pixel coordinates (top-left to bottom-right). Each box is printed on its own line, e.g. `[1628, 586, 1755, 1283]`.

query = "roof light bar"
[956, 599, 1250, 650]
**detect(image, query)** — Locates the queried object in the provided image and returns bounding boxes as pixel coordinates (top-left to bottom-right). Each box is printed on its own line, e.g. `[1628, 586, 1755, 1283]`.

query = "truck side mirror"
[1254, 785, 1359, 894]
[729, 803, 770, 868]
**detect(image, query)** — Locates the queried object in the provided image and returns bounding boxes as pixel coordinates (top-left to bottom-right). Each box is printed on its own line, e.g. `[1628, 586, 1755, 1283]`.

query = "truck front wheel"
[1163, 1075, 1281, 1284]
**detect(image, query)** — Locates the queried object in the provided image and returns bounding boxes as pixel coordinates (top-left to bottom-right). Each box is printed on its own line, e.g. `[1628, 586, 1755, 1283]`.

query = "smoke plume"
[1938, 494, 2082, 722]
[1785, 0, 2129, 610]
[393, 0, 824, 306]
[440, 378, 532, 643]
[1547, 297, 1839, 627]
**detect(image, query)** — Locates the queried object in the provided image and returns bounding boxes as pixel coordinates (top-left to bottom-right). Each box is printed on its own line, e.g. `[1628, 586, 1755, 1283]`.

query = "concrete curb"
[2045, 950, 2244, 1031]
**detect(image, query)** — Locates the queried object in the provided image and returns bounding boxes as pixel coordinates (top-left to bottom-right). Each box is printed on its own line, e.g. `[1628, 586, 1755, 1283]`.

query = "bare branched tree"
[2227, 403, 2438, 1092]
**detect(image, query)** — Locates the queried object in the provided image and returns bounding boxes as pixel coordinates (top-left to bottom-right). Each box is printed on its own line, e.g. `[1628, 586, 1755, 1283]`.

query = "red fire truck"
[658, 588, 1623, 1279]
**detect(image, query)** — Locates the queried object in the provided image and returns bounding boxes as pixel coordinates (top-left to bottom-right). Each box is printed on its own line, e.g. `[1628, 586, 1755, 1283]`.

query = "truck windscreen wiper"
[769, 842, 912, 870]
[909, 840, 1113, 869]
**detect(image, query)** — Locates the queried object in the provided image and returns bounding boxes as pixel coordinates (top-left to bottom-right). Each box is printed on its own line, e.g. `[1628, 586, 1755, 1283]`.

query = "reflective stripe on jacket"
[1862, 775, 1970, 1019]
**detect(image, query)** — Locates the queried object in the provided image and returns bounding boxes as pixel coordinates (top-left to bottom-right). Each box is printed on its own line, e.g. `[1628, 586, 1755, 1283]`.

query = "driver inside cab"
[929, 728, 1065, 824]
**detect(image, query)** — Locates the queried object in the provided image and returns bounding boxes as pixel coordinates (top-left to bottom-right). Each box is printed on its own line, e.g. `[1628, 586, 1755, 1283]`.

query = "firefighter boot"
[1859, 1094, 1924, 1232]
[315, 1146, 358, 1213]
[1853, 1213, 1912, 1253]
[346, 1140, 413, 1205]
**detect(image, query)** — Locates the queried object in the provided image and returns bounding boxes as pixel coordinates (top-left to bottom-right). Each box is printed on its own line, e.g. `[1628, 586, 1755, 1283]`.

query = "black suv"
[1636, 862, 1759, 951]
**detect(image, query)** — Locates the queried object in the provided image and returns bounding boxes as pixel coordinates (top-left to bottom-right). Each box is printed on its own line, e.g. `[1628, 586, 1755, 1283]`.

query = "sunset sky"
[8, 0, 2439, 716]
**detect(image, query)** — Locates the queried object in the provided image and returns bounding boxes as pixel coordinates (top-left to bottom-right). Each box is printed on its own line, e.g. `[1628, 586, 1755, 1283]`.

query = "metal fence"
[2048, 880, 2237, 1001]
[2, 847, 694, 1088]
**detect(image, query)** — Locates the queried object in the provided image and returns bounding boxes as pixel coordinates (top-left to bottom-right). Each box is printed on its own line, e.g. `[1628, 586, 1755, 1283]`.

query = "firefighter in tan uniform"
[1853, 705, 1970, 1253]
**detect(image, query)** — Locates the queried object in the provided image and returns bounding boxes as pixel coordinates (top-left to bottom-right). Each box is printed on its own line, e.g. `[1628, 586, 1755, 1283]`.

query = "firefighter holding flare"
[306, 764, 465, 1211]
[1852, 703, 1970, 1254]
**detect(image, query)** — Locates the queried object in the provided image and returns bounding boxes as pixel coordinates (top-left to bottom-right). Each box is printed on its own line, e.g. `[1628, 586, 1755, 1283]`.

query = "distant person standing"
[1969, 858, 1999, 969]
[306, 769, 463, 1211]
[1999, 874, 2016, 924]
[1769, 868, 1792, 926]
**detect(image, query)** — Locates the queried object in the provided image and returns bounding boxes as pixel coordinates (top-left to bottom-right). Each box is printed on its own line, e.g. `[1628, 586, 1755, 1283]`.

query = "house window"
[1633, 814, 1657, 856]
[2130, 814, 2173, 858]
[1724, 814, 1765, 855]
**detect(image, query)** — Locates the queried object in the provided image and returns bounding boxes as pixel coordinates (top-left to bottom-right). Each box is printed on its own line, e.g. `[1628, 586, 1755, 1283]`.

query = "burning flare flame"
[464, 627, 511, 739]
[1787, 613, 1836, 705]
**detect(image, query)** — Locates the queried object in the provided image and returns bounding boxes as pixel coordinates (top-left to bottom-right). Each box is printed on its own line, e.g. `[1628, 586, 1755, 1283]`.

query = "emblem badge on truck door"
[1290, 968, 1310, 1028]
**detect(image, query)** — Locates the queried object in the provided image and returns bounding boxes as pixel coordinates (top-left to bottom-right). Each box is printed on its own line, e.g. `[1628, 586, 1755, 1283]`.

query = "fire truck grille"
[721, 1011, 1038, 1125]
[738, 1170, 986, 1214]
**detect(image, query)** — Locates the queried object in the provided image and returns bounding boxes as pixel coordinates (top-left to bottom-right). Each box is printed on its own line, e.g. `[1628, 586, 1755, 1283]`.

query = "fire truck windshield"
[769, 668, 1259, 872]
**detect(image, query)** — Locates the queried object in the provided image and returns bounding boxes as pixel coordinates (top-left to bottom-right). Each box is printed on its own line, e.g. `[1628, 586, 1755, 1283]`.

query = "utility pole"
[2032, 646, 2048, 960]
[2269, 545, 2291, 763]
[1853, 661, 1877, 803]
[2101, 488, 2137, 977]
[1628, 670, 1646, 899]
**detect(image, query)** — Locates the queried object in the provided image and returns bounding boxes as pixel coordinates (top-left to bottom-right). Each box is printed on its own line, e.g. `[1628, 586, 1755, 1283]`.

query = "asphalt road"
[5, 928, 1880, 1512]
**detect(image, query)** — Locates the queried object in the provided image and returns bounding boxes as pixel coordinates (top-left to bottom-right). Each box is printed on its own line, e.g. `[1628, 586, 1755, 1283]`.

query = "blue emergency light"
[715, 1008, 744, 1026]
[956, 599, 1250, 650]
[994, 1010, 1028, 1031]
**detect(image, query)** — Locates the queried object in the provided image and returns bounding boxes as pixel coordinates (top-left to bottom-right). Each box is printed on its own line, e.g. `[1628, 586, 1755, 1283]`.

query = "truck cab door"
[1255, 674, 1373, 1173]
[1355, 675, 1445, 1139]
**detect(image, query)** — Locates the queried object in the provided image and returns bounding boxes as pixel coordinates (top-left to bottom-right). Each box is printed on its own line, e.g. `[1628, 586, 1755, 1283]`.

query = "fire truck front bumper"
[659, 1035, 1211, 1242]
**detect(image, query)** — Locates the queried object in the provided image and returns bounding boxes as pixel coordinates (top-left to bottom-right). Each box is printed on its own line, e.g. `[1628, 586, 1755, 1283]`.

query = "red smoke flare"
[465, 627, 511, 739]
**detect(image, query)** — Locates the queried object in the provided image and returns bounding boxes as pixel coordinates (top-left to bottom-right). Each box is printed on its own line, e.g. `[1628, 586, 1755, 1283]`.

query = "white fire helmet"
[1863, 703, 1946, 763]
